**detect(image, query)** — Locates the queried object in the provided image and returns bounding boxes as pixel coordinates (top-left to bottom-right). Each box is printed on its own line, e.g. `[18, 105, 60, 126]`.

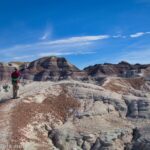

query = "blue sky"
[0, 0, 150, 68]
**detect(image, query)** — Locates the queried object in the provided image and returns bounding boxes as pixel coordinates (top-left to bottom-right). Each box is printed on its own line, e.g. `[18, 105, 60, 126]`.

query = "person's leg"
[15, 85, 17, 98]
[13, 84, 16, 98]
[15, 84, 19, 98]
[16, 84, 19, 98]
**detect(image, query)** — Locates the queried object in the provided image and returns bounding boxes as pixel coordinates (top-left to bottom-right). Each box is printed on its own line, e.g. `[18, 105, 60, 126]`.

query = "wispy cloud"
[39, 51, 95, 57]
[40, 26, 52, 40]
[40, 32, 50, 40]
[112, 34, 126, 38]
[43, 35, 110, 44]
[130, 31, 150, 38]
[130, 32, 145, 38]
[1, 34, 109, 52]
[13, 55, 34, 60]
[0, 32, 150, 62]
[0, 35, 109, 61]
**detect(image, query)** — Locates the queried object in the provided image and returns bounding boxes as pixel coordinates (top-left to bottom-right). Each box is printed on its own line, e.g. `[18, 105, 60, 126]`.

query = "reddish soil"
[104, 77, 145, 93]
[10, 89, 80, 147]
[127, 77, 145, 90]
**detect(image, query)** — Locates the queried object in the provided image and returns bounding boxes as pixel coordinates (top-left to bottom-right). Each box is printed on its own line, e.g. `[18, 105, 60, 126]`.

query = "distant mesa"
[84, 60, 150, 79]
[0, 56, 150, 81]
[21, 56, 88, 81]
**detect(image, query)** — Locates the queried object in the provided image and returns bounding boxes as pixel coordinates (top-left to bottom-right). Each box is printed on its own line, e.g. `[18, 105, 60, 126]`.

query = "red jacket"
[11, 71, 21, 78]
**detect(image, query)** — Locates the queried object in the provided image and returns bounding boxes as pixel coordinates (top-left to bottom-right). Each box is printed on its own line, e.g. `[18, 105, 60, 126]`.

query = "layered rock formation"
[0, 63, 13, 81]
[84, 61, 150, 78]
[1, 57, 150, 82]
[21, 56, 88, 81]
[0, 77, 150, 150]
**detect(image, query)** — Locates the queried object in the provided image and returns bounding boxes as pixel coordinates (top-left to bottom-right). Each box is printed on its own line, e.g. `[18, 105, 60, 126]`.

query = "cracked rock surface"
[0, 76, 150, 149]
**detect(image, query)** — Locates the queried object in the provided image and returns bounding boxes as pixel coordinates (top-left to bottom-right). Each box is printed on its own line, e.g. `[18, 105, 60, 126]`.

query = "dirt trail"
[0, 82, 55, 149]
[0, 99, 18, 149]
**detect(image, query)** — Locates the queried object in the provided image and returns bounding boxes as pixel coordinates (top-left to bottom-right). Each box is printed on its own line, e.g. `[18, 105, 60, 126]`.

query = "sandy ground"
[0, 81, 55, 150]
[0, 79, 147, 150]
[0, 80, 80, 150]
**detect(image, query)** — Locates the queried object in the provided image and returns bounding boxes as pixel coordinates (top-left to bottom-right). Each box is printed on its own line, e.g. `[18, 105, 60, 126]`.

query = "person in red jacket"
[11, 67, 21, 99]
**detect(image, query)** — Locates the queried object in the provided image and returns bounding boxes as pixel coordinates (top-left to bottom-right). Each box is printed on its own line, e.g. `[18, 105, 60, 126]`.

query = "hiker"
[11, 67, 21, 99]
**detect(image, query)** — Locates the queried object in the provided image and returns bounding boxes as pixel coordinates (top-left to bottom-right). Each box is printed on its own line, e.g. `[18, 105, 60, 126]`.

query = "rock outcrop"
[131, 126, 150, 150]
[0, 63, 13, 81]
[0, 78, 150, 149]
[84, 61, 150, 78]
[124, 96, 150, 119]
[21, 56, 88, 81]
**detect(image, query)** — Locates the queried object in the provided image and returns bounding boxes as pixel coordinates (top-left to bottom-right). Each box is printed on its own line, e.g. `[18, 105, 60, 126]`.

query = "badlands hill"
[1, 56, 150, 82]
[84, 61, 150, 78]
[21, 56, 88, 81]
[0, 56, 150, 150]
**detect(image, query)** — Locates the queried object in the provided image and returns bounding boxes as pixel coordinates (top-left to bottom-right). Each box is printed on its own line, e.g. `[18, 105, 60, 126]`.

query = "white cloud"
[39, 51, 95, 57]
[130, 32, 145, 38]
[0, 35, 109, 61]
[1, 35, 109, 52]
[39, 52, 73, 57]
[130, 31, 150, 38]
[42, 35, 110, 45]
[1, 32, 149, 62]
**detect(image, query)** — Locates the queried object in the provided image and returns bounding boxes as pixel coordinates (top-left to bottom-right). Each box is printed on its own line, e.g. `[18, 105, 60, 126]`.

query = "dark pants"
[13, 83, 19, 98]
